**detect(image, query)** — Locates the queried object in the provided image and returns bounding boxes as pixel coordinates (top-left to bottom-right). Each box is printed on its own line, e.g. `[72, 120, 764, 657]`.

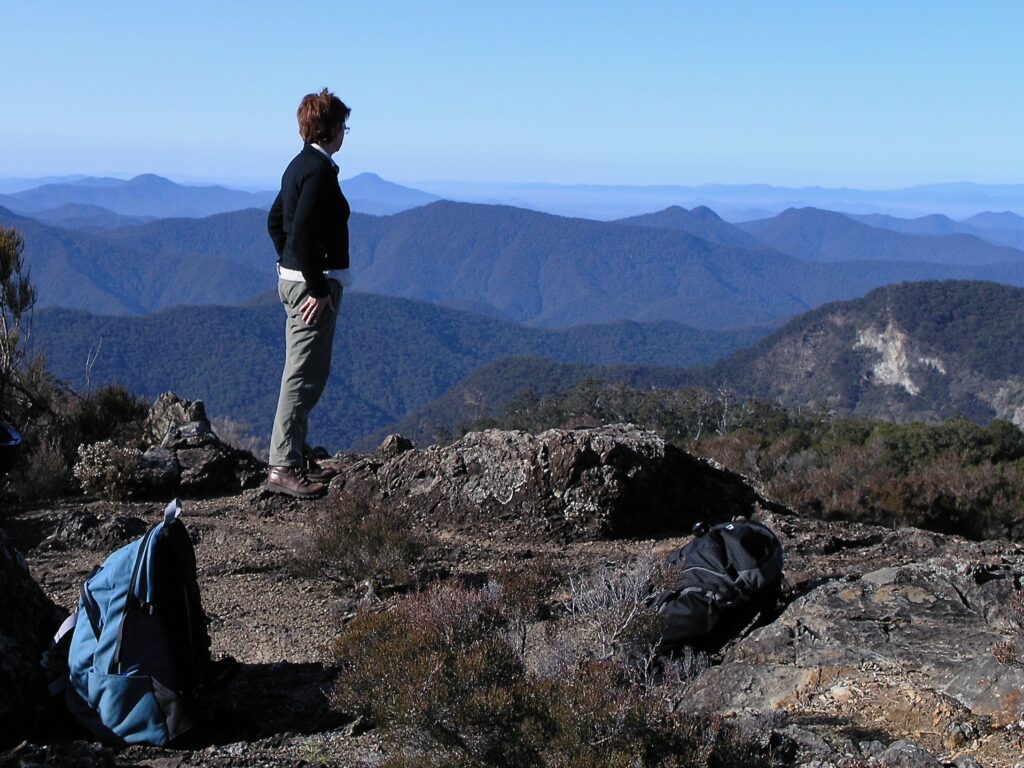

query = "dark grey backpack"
[655, 519, 784, 652]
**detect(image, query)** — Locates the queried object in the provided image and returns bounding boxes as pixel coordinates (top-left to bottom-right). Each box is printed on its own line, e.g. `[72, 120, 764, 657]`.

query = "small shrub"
[328, 569, 774, 767]
[73, 440, 143, 500]
[297, 495, 428, 588]
[563, 555, 664, 663]
[4, 435, 72, 503]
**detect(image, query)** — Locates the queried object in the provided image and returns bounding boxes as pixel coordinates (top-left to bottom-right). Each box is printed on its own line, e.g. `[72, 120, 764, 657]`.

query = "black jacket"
[267, 145, 350, 298]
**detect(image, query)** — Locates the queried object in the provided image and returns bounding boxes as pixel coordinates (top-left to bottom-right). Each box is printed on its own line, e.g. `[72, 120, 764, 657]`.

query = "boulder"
[676, 529, 1024, 760]
[332, 424, 785, 541]
[136, 445, 181, 492]
[177, 444, 265, 495]
[0, 529, 65, 747]
[144, 392, 209, 446]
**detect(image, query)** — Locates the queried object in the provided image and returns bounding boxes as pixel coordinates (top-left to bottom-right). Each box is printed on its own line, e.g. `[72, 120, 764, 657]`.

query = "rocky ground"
[3, 421, 1024, 767]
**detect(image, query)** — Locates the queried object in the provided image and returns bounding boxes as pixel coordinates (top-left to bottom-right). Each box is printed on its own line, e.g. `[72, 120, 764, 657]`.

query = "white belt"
[277, 265, 350, 287]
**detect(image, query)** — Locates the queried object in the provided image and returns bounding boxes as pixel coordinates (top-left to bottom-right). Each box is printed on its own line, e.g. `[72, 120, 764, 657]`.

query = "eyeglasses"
[342, 125, 350, 134]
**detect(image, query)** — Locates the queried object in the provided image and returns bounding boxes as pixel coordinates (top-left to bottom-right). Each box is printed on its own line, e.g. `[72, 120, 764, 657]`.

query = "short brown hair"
[297, 88, 351, 144]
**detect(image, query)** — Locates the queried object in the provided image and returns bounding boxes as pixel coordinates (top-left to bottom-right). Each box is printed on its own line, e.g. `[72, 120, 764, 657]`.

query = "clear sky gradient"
[2, 1, 1022, 189]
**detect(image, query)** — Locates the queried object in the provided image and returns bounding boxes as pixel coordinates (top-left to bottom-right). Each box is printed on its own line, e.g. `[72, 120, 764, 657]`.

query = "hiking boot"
[266, 466, 326, 498]
[303, 456, 340, 483]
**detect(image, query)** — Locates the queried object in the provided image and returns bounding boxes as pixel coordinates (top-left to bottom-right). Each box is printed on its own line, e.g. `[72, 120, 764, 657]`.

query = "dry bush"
[72, 440, 143, 500]
[296, 494, 429, 589]
[3, 383, 151, 503]
[2, 434, 70, 504]
[68, 384, 148, 448]
[692, 432, 768, 484]
[328, 565, 774, 767]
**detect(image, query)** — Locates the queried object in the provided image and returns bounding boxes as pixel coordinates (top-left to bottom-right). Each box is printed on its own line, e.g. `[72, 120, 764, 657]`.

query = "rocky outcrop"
[0, 529, 65, 747]
[332, 424, 786, 541]
[75, 393, 265, 499]
[144, 392, 212, 446]
[677, 511, 1024, 764]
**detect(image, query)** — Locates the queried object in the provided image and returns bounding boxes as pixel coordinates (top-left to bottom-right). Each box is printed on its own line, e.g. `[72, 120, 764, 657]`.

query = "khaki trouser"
[269, 278, 342, 468]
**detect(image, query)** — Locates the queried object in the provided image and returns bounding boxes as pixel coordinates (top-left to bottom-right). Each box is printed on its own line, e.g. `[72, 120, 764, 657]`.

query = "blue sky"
[2, 1, 1022, 189]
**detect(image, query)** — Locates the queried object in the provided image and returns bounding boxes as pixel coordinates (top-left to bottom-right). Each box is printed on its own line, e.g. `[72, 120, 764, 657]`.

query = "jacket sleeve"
[291, 169, 331, 298]
[267, 192, 286, 258]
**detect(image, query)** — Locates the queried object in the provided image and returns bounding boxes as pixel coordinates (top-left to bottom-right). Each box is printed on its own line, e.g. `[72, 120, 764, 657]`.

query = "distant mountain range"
[0, 172, 438, 221]
[736, 208, 1024, 265]
[10, 198, 1024, 330]
[415, 180, 1024, 220]
[0, 206, 268, 314]
[343, 172, 440, 215]
[29, 293, 764, 451]
[848, 210, 1024, 251]
[615, 205, 760, 248]
[0, 174, 276, 218]
[9, 173, 1024, 224]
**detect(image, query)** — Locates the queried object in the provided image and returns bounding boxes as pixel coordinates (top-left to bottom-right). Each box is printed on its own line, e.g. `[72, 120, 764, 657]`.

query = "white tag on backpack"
[164, 498, 182, 524]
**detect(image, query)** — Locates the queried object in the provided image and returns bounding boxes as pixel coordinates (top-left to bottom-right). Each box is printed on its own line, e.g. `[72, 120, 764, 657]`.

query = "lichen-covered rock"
[375, 433, 414, 460]
[162, 420, 219, 450]
[137, 446, 181, 490]
[0, 529, 65, 747]
[675, 526, 1024, 762]
[144, 392, 209, 446]
[332, 424, 784, 541]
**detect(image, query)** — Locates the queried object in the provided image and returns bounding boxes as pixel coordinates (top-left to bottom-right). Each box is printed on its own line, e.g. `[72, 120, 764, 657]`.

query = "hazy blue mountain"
[965, 211, 1024, 231]
[738, 207, 1024, 265]
[343, 172, 440, 215]
[415, 180, 1024, 220]
[30, 293, 765, 451]
[0, 206, 267, 314]
[614, 205, 760, 248]
[26, 203, 153, 230]
[849, 211, 1024, 251]
[3, 172, 439, 220]
[5, 174, 276, 218]
[348, 201, 1024, 328]
[849, 212, 964, 236]
[0, 175, 99, 194]
[94, 208, 279, 274]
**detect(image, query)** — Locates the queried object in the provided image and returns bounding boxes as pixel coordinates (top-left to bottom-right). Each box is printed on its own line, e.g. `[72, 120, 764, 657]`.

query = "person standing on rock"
[265, 88, 350, 498]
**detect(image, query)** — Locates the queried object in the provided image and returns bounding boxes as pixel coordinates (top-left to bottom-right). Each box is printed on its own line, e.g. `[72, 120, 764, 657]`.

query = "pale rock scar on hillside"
[854, 321, 946, 396]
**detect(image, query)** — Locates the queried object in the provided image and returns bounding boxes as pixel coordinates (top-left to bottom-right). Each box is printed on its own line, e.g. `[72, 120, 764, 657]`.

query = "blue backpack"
[55, 500, 212, 745]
